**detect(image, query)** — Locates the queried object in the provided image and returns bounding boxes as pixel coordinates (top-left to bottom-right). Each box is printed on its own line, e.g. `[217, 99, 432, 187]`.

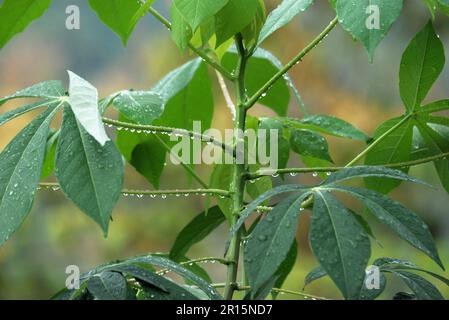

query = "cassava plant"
[1, 0, 449, 300]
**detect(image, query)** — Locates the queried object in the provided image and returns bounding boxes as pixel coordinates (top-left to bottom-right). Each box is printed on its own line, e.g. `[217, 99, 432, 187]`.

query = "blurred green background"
[0, 0, 448, 299]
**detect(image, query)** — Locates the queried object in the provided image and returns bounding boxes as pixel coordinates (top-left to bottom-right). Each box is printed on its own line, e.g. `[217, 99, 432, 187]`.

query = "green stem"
[147, 7, 235, 81]
[243, 17, 338, 110]
[102, 117, 235, 157]
[224, 35, 248, 300]
[345, 115, 411, 167]
[38, 183, 231, 197]
[247, 151, 449, 179]
[210, 283, 329, 300]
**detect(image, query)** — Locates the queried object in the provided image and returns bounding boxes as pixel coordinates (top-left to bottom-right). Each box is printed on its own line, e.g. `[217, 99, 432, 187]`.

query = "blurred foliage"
[0, 0, 448, 299]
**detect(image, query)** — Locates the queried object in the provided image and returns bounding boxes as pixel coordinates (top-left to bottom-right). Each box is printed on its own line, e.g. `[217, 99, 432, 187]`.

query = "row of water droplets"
[37, 184, 227, 199]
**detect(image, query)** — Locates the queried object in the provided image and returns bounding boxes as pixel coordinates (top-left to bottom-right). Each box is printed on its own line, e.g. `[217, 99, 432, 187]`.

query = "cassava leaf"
[56, 107, 124, 235]
[0, 105, 59, 246]
[309, 190, 371, 299]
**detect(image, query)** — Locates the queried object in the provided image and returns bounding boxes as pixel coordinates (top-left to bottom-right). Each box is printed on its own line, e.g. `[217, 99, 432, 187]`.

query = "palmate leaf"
[389, 270, 444, 300]
[330, 186, 443, 268]
[88, 0, 155, 45]
[0, 0, 52, 49]
[110, 264, 199, 300]
[170, 206, 226, 262]
[336, 0, 403, 62]
[309, 190, 371, 299]
[0, 105, 60, 245]
[257, 0, 314, 47]
[245, 194, 307, 298]
[55, 107, 124, 235]
[99, 255, 223, 300]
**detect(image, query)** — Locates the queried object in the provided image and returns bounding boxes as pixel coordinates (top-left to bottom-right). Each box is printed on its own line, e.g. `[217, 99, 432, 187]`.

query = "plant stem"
[243, 17, 338, 110]
[224, 35, 249, 300]
[102, 117, 235, 157]
[247, 151, 449, 179]
[345, 115, 411, 167]
[210, 283, 329, 300]
[147, 7, 235, 81]
[38, 183, 231, 197]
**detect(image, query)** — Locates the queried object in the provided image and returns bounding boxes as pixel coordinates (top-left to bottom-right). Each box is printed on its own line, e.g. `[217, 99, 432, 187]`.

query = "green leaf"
[170, 4, 193, 51]
[88, 0, 155, 45]
[0, 105, 59, 245]
[56, 107, 124, 235]
[415, 119, 449, 195]
[332, 186, 443, 268]
[389, 270, 444, 300]
[364, 117, 414, 193]
[87, 271, 128, 300]
[290, 129, 333, 162]
[272, 240, 298, 299]
[222, 48, 291, 116]
[337, 0, 403, 62]
[420, 99, 449, 114]
[170, 206, 226, 261]
[288, 115, 369, 141]
[0, 100, 53, 126]
[399, 21, 445, 112]
[309, 190, 371, 299]
[0, 0, 52, 49]
[257, 0, 313, 46]
[245, 194, 307, 297]
[154, 61, 213, 131]
[68, 71, 110, 146]
[41, 129, 59, 179]
[173, 0, 228, 30]
[111, 90, 164, 125]
[110, 264, 199, 300]
[304, 266, 327, 288]
[215, 0, 260, 46]
[0, 80, 64, 105]
[115, 255, 222, 300]
[375, 257, 449, 285]
[423, 0, 438, 18]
